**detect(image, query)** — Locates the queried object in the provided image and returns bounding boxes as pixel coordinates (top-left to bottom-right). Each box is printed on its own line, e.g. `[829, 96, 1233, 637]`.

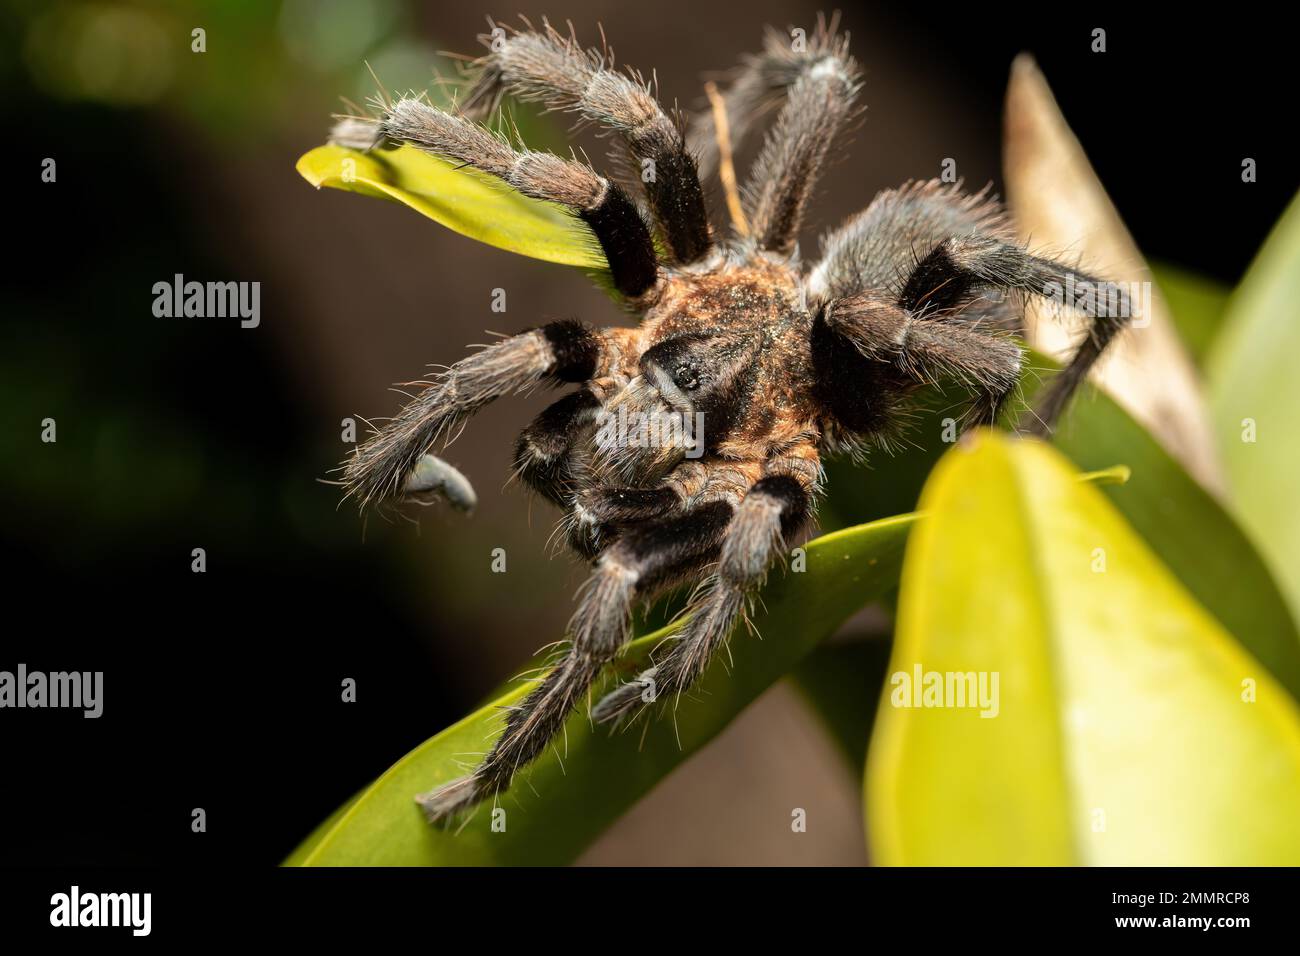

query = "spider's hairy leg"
[592, 450, 818, 725]
[515, 394, 700, 560]
[461, 20, 712, 265]
[416, 499, 737, 822]
[688, 13, 854, 181]
[513, 389, 602, 508]
[343, 320, 605, 510]
[822, 292, 1024, 428]
[737, 20, 862, 254]
[805, 180, 1013, 306]
[573, 459, 709, 523]
[903, 235, 1132, 434]
[808, 181, 1131, 433]
[565, 460, 712, 558]
[340, 99, 657, 297]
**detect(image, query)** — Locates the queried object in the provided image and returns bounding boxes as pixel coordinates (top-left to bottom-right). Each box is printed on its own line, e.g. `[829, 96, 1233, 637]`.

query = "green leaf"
[1208, 192, 1300, 622]
[289, 513, 916, 866]
[866, 432, 1300, 865]
[295, 143, 608, 269]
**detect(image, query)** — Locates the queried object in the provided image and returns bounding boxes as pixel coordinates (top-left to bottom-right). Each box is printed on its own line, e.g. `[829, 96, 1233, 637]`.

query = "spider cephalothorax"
[330, 17, 1131, 821]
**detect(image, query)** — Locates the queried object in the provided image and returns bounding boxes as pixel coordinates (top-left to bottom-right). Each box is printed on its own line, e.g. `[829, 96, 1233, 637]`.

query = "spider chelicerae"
[328, 17, 1131, 822]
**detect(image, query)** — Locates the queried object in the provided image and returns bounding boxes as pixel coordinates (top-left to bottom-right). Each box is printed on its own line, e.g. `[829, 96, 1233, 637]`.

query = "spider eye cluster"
[673, 363, 700, 391]
[640, 333, 743, 413]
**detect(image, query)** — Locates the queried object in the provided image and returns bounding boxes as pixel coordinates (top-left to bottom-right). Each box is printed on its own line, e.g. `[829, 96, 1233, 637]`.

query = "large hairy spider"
[330, 18, 1131, 822]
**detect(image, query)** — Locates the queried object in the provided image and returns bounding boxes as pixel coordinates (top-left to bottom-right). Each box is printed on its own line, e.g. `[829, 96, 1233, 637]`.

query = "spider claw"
[402, 454, 478, 512]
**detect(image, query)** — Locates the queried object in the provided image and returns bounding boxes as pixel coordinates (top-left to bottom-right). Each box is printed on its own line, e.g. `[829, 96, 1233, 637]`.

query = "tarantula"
[329, 18, 1131, 822]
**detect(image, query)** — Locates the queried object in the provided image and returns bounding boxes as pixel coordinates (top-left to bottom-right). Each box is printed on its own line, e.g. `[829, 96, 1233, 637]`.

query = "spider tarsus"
[415, 775, 488, 824]
[591, 667, 659, 725]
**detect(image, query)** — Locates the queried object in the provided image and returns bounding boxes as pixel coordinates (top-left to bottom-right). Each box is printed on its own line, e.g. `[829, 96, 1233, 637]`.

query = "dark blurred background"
[1, 0, 1293, 865]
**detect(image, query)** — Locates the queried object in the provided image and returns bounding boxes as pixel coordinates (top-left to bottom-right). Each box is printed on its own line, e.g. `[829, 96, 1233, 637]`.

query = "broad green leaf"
[1208, 192, 1300, 622]
[867, 433, 1300, 865]
[296, 143, 608, 269]
[289, 513, 916, 866]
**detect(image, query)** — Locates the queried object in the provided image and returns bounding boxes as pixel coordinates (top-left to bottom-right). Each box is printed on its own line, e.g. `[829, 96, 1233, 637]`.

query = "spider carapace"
[329, 17, 1131, 821]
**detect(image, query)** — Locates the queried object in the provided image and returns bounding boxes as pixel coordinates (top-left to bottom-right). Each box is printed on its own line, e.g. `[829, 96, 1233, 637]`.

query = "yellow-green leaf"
[296, 143, 608, 269]
[288, 513, 915, 866]
[867, 433, 1300, 865]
